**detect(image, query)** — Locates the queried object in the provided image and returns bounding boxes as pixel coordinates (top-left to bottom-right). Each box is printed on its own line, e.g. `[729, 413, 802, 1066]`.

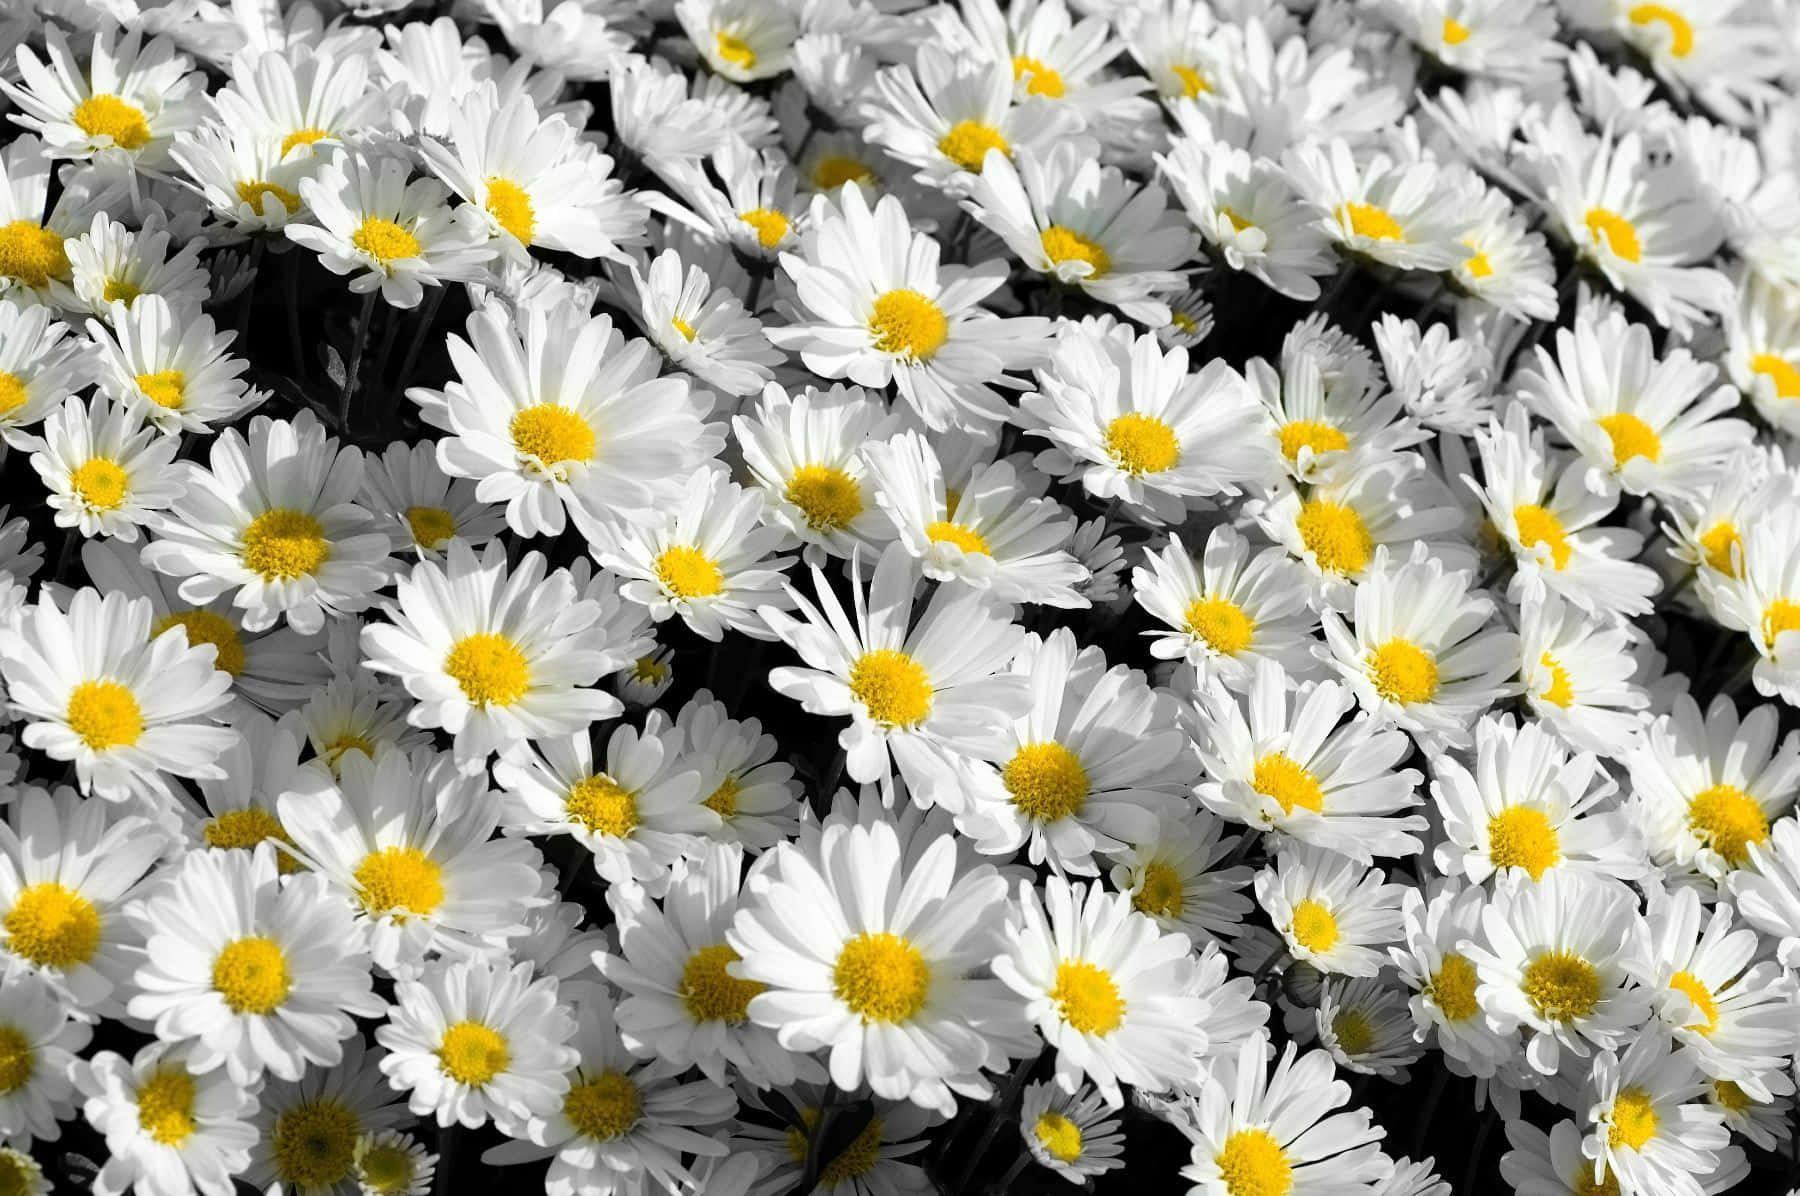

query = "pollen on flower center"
[1034, 1112, 1083, 1163]
[715, 30, 756, 69]
[1762, 598, 1800, 649]
[738, 207, 790, 250]
[1105, 412, 1181, 475]
[511, 402, 596, 469]
[848, 648, 933, 727]
[405, 505, 456, 550]
[1712, 1080, 1751, 1112]
[937, 120, 1010, 171]
[1488, 806, 1561, 879]
[237, 179, 302, 214]
[0, 1026, 32, 1095]
[203, 807, 294, 865]
[1428, 952, 1480, 1022]
[280, 127, 331, 158]
[679, 942, 763, 1024]
[1585, 208, 1642, 264]
[1368, 639, 1439, 705]
[1013, 55, 1065, 98]
[1442, 16, 1472, 44]
[565, 774, 639, 837]
[812, 156, 875, 189]
[212, 935, 292, 1014]
[241, 507, 330, 581]
[1513, 504, 1572, 569]
[1686, 783, 1769, 866]
[1133, 861, 1185, 919]
[564, 1070, 641, 1142]
[1538, 652, 1575, 708]
[1172, 64, 1210, 97]
[1331, 1009, 1375, 1055]
[671, 315, 697, 341]
[1297, 498, 1373, 576]
[357, 1139, 418, 1194]
[70, 457, 129, 511]
[926, 520, 989, 555]
[1290, 898, 1339, 953]
[785, 464, 863, 531]
[271, 1099, 358, 1187]
[833, 931, 931, 1023]
[810, 1112, 885, 1184]
[1041, 225, 1110, 278]
[353, 846, 444, 918]
[1004, 741, 1090, 822]
[1252, 752, 1326, 816]
[1050, 959, 1125, 1035]
[869, 289, 950, 360]
[1668, 970, 1719, 1034]
[1185, 596, 1255, 655]
[351, 216, 421, 265]
[1628, 4, 1694, 57]
[66, 679, 144, 750]
[0, 220, 70, 287]
[1279, 420, 1349, 462]
[1522, 949, 1601, 1022]
[1216, 1127, 1291, 1196]
[1608, 1086, 1659, 1150]
[1751, 353, 1800, 400]
[102, 277, 140, 304]
[0, 372, 26, 415]
[1597, 412, 1660, 467]
[1464, 245, 1494, 278]
[5, 882, 101, 968]
[1339, 202, 1405, 242]
[73, 94, 152, 150]
[436, 1021, 509, 1086]
[444, 632, 530, 707]
[485, 177, 534, 244]
[655, 544, 725, 599]
[137, 1068, 197, 1146]
[135, 369, 186, 409]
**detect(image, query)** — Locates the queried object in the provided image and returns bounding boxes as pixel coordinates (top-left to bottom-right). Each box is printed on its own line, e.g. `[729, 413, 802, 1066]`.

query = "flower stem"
[340, 290, 379, 435]
[948, 1046, 1042, 1192]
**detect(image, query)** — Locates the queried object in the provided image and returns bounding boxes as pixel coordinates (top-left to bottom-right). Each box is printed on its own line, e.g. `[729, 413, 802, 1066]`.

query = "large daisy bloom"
[1580, 1028, 1736, 1196]
[2, 28, 204, 167]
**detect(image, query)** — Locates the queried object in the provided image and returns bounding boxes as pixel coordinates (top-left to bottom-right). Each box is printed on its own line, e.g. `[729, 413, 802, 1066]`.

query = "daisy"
[1500, 1118, 1630, 1196]
[1389, 882, 1516, 1078]
[141, 411, 395, 636]
[1608, 0, 1784, 126]
[75, 1043, 258, 1196]
[957, 0, 1156, 129]
[1194, 659, 1428, 862]
[0, 299, 90, 444]
[353, 1129, 437, 1196]
[168, 118, 316, 232]
[1517, 594, 1650, 754]
[88, 293, 255, 437]
[276, 746, 547, 971]
[1158, 134, 1334, 301]
[618, 247, 783, 398]
[125, 845, 383, 1085]
[768, 184, 1052, 432]
[286, 150, 495, 309]
[1452, 184, 1559, 322]
[1316, 977, 1424, 1079]
[493, 716, 716, 892]
[1727, 817, 1800, 968]
[358, 439, 505, 560]
[1724, 271, 1800, 439]
[1582, 1029, 1735, 1196]
[361, 541, 620, 773]
[242, 1036, 412, 1196]
[1694, 499, 1800, 706]
[676, 0, 798, 84]
[956, 627, 1189, 874]
[1369, 314, 1495, 438]
[617, 645, 677, 709]
[1019, 1080, 1125, 1184]
[28, 394, 184, 541]
[3, 28, 205, 167]
[669, 689, 802, 854]
[653, 137, 803, 266]
[1284, 139, 1475, 273]
[411, 299, 720, 539]
[376, 955, 578, 1129]
[1465, 868, 1651, 1075]
[0, 966, 91, 1143]
[1106, 810, 1255, 947]
[1022, 323, 1275, 525]
[1626, 692, 1800, 880]
[730, 1085, 938, 1196]
[0, 135, 94, 301]
[1255, 843, 1408, 978]
[1177, 1032, 1391, 1196]
[0, 1149, 43, 1196]
[728, 820, 1031, 1115]
[1246, 334, 1424, 485]
[1319, 544, 1520, 750]
[60, 211, 209, 322]
[0, 587, 236, 800]
[209, 48, 386, 167]
[1374, 0, 1562, 86]
[293, 673, 426, 775]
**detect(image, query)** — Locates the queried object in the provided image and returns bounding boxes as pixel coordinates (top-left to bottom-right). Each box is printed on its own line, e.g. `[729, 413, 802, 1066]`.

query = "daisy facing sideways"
[74, 1043, 258, 1196]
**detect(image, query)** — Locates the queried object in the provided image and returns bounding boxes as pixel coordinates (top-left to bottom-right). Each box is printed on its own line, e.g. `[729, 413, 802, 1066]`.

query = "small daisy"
[1019, 1080, 1125, 1184]
[1158, 135, 1334, 301]
[1255, 843, 1408, 978]
[0, 966, 91, 1143]
[1107, 811, 1254, 947]
[1582, 1029, 1735, 1196]
[209, 48, 386, 168]
[654, 137, 803, 265]
[169, 118, 315, 232]
[0, 1148, 44, 1196]
[0, 299, 90, 444]
[730, 1085, 937, 1196]
[959, 0, 1156, 128]
[2, 28, 204, 167]
[1316, 976, 1424, 1079]
[88, 294, 255, 437]
[1500, 1118, 1630, 1196]
[358, 439, 506, 560]
[1369, 314, 1495, 437]
[1194, 658, 1428, 863]
[60, 211, 209, 322]
[1377, 0, 1562, 85]
[1694, 499, 1800, 706]
[619, 246, 783, 398]
[1723, 271, 1800, 438]
[1284, 139, 1475, 273]
[1727, 816, 1800, 968]
[0, 135, 94, 301]
[669, 690, 802, 854]
[353, 1129, 437, 1196]
[1607, 0, 1784, 127]
[1452, 183, 1559, 322]
[75, 1043, 258, 1196]
[28, 394, 183, 541]
[1389, 882, 1516, 1079]
[676, 0, 799, 84]
[1517, 594, 1650, 754]
[1246, 335, 1424, 485]
[376, 955, 578, 1129]
[243, 1036, 412, 1196]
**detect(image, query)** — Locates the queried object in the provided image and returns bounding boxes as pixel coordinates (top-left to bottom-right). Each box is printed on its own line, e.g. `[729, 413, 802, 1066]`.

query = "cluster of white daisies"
[3, 0, 1800, 1194]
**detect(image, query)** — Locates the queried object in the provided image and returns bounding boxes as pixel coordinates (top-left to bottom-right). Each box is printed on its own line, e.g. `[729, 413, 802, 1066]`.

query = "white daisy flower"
[1581, 1028, 1736, 1196]
[618, 246, 783, 398]
[1317, 976, 1425, 1079]
[353, 1128, 437, 1196]
[0, 965, 91, 1143]
[60, 211, 209, 322]
[1517, 593, 1650, 755]
[958, 0, 1156, 129]
[183, 709, 308, 869]
[88, 294, 255, 437]
[1255, 842, 1408, 978]
[169, 118, 315, 232]
[75, 1043, 258, 1196]
[1284, 139, 1476, 273]
[1727, 816, 1800, 968]
[617, 644, 677, 709]
[0, 298, 90, 445]
[995, 874, 1209, 1107]
[729, 1085, 937, 1196]
[670, 689, 802, 854]
[209, 48, 387, 167]
[296, 671, 432, 776]
[1452, 183, 1559, 322]
[1158, 134, 1334, 301]
[0, 135, 95, 301]
[654, 137, 803, 265]
[27, 394, 184, 541]
[1389, 882, 1516, 1078]
[1107, 810, 1254, 947]
[1500, 1118, 1630, 1196]
[1369, 315, 1496, 439]
[1246, 336, 1424, 485]
[358, 439, 505, 560]
[2, 28, 204, 167]
[242, 1035, 411, 1196]
[1373, 0, 1562, 86]
[375, 955, 578, 1129]
[1693, 497, 1800, 706]
[676, 0, 798, 83]
[1019, 1080, 1125, 1183]
[1723, 270, 1800, 439]
[1607, 0, 1784, 126]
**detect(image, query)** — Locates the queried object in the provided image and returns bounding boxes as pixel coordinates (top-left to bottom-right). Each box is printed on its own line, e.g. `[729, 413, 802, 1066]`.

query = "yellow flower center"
[1712, 1080, 1751, 1112]
[1608, 1086, 1659, 1150]
[1443, 16, 1473, 44]
[0, 372, 26, 415]
[655, 544, 724, 599]
[1133, 861, 1184, 919]
[358, 1140, 418, 1194]
[70, 457, 129, 511]
[1040, 225, 1110, 278]
[152, 608, 246, 677]
[1488, 806, 1561, 879]
[1513, 504, 1572, 569]
[1751, 353, 1800, 399]
[0, 1026, 30, 1095]
[938, 120, 1010, 171]
[5, 883, 100, 969]
[353, 846, 444, 919]
[869, 289, 949, 360]
[1464, 245, 1494, 278]
[1331, 1009, 1375, 1055]
[271, 1099, 358, 1187]
[1185, 596, 1255, 655]
[925, 520, 988, 554]
[66, 679, 144, 750]
[848, 649, 932, 727]
[73, 94, 151, 150]
[1290, 898, 1339, 953]
[1105, 412, 1180, 475]
[1427, 952, 1480, 1022]
[715, 30, 756, 69]
[1686, 783, 1769, 866]
[351, 217, 421, 264]
[241, 508, 330, 581]
[1034, 1111, 1083, 1163]
[630, 654, 669, 685]
[436, 1021, 509, 1086]
[670, 315, 697, 341]
[1216, 1127, 1292, 1196]
[1252, 753, 1326, 816]
[1629, 4, 1694, 56]
[1585, 209, 1642, 264]
[698, 775, 740, 820]
[798, 1110, 885, 1184]
[510, 403, 595, 468]
[565, 774, 639, 838]
[738, 207, 790, 250]
[135, 369, 186, 409]
[1597, 412, 1660, 467]
[1522, 949, 1601, 1022]
[1172, 64, 1210, 97]
[203, 808, 296, 869]
[785, 464, 863, 531]
[137, 1068, 197, 1146]
[564, 1070, 641, 1142]
[1339, 202, 1405, 242]
[680, 943, 763, 1024]
[1668, 970, 1719, 1034]
[1763, 598, 1800, 649]
[279, 127, 331, 158]
[1368, 639, 1438, 705]
[0, 220, 69, 287]
[1538, 652, 1575, 709]
[102, 277, 140, 305]
[1278, 420, 1349, 462]
[212, 935, 291, 1014]
[485, 177, 534, 245]
[1003, 741, 1089, 822]
[1050, 959, 1125, 1035]
[443, 632, 529, 707]
[1219, 206, 1252, 232]
[812, 156, 875, 190]
[834, 932, 930, 1023]
[404, 505, 456, 550]
[1013, 55, 1065, 97]
[237, 179, 302, 214]
[1297, 499, 1373, 576]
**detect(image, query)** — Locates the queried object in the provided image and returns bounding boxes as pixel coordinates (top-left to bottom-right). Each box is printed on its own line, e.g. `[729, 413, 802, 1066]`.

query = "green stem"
[987, 1150, 1030, 1195]
[340, 290, 379, 436]
[233, 236, 265, 342]
[392, 285, 445, 416]
[948, 1047, 1042, 1192]
[1459, 1107, 1495, 1195]
[798, 1084, 842, 1191]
